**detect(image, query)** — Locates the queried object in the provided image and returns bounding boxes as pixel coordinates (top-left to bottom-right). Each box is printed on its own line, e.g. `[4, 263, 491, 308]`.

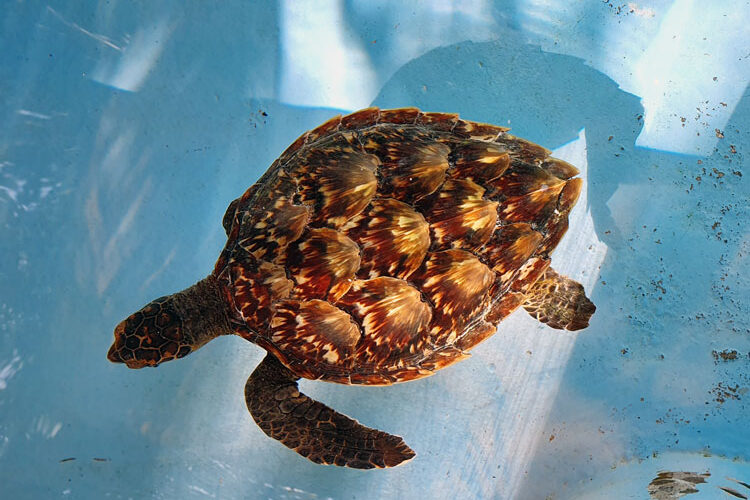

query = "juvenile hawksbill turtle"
[108, 107, 595, 469]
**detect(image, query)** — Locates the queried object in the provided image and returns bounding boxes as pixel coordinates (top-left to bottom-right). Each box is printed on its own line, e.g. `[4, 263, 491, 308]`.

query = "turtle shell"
[215, 108, 582, 385]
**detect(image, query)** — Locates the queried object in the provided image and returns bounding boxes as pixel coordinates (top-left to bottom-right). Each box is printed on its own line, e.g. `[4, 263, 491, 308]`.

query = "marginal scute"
[306, 115, 342, 144]
[270, 299, 360, 369]
[342, 198, 430, 280]
[419, 347, 469, 372]
[417, 111, 459, 132]
[453, 119, 509, 140]
[341, 107, 380, 129]
[277, 132, 310, 165]
[498, 183, 564, 224]
[485, 291, 525, 324]
[455, 321, 497, 351]
[378, 107, 421, 124]
[539, 216, 568, 255]
[558, 177, 583, 213]
[295, 144, 379, 227]
[494, 133, 551, 164]
[349, 371, 397, 385]
[410, 250, 495, 344]
[383, 366, 434, 383]
[424, 178, 499, 251]
[279, 228, 360, 302]
[489, 160, 565, 198]
[511, 257, 551, 293]
[261, 172, 298, 200]
[538, 177, 582, 253]
[338, 277, 432, 365]
[490, 160, 566, 224]
[542, 157, 580, 179]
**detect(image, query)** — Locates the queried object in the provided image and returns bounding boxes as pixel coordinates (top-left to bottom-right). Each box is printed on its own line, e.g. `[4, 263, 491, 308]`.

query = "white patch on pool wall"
[91, 20, 174, 92]
[278, 0, 378, 110]
[479, 128, 610, 498]
[277, 0, 501, 110]
[31, 415, 63, 439]
[514, 1, 746, 157]
[47, 6, 173, 92]
[0, 350, 23, 391]
[633, 0, 750, 155]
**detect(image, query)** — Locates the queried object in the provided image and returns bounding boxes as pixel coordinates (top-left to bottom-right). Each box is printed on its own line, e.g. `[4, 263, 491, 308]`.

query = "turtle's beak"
[107, 320, 150, 369]
[106, 342, 121, 363]
[107, 321, 126, 363]
[107, 323, 125, 363]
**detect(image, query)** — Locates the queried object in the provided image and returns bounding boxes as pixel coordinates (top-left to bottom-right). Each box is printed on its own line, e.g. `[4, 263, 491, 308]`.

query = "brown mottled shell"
[216, 107, 582, 385]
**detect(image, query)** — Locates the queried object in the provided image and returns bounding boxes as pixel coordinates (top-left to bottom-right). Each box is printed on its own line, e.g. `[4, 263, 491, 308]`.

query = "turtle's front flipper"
[245, 354, 415, 469]
[523, 268, 595, 331]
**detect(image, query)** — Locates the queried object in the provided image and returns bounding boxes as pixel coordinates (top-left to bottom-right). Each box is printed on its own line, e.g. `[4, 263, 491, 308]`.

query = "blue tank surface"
[0, 1, 747, 498]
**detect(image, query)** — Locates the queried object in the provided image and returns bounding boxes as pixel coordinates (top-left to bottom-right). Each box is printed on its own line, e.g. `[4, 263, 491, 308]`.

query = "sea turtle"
[107, 107, 595, 469]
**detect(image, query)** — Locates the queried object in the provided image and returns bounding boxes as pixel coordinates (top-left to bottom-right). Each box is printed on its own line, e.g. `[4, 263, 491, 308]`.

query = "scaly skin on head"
[107, 274, 233, 368]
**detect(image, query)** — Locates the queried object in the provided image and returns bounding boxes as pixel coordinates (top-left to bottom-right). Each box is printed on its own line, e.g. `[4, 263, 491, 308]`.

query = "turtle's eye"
[107, 297, 191, 369]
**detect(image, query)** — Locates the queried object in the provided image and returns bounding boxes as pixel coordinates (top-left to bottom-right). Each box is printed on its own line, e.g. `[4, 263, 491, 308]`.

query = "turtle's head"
[108, 296, 193, 369]
[108, 276, 234, 369]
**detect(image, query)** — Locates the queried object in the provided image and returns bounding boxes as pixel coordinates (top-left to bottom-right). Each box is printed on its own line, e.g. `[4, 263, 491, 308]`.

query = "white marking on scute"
[350, 181, 377, 194]
[322, 350, 339, 364]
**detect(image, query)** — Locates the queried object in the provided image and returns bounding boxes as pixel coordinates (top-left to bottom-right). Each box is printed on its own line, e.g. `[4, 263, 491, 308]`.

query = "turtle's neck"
[108, 274, 235, 368]
[172, 274, 234, 348]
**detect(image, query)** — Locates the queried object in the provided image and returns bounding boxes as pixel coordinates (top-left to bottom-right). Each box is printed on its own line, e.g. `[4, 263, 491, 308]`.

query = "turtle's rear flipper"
[245, 354, 415, 469]
[522, 268, 595, 331]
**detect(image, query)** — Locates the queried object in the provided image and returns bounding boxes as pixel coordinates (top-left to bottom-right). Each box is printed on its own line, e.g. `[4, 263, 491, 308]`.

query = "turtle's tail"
[107, 274, 233, 369]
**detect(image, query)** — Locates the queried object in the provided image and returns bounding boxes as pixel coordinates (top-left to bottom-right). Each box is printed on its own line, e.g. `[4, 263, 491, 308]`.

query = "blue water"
[1, 2, 748, 499]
